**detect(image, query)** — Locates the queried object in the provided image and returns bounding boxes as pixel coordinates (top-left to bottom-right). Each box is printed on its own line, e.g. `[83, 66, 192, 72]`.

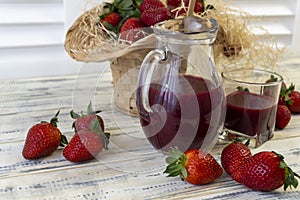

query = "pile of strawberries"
[99, 0, 205, 42]
[274, 79, 300, 129]
[22, 102, 109, 163]
[165, 141, 300, 192]
[22, 104, 299, 192]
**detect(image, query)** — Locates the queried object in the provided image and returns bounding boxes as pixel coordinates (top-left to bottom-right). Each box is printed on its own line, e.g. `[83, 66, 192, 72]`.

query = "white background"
[0, 0, 299, 80]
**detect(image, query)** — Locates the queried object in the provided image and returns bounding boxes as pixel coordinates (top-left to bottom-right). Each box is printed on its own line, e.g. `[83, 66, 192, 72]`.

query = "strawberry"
[22, 110, 68, 160]
[276, 105, 291, 129]
[232, 151, 300, 191]
[172, 0, 205, 17]
[164, 148, 223, 185]
[139, 0, 166, 13]
[63, 119, 110, 162]
[70, 102, 104, 132]
[263, 74, 287, 101]
[119, 17, 146, 42]
[279, 83, 294, 106]
[141, 7, 171, 27]
[119, 17, 145, 33]
[100, 12, 121, 30]
[167, 0, 182, 10]
[221, 140, 252, 175]
[288, 90, 300, 113]
[265, 74, 286, 90]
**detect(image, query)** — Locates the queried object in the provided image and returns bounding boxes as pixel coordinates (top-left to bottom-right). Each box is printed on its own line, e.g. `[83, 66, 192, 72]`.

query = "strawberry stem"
[273, 151, 300, 190]
[50, 110, 60, 127]
[70, 110, 81, 119]
[237, 86, 249, 92]
[164, 147, 187, 178]
[90, 118, 110, 150]
[60, 134, 68, 147]
[70, 102, 102, 120]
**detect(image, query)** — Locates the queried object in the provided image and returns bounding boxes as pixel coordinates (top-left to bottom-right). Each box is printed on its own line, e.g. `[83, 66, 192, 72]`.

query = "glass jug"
[136, 17, 226, 153]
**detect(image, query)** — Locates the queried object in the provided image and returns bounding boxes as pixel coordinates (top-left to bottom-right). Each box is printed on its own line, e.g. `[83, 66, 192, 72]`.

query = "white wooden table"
[1, 59, 300, 199]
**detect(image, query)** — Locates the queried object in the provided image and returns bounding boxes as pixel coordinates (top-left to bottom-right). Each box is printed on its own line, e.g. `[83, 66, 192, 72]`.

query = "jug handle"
[137, 47, 167, 113]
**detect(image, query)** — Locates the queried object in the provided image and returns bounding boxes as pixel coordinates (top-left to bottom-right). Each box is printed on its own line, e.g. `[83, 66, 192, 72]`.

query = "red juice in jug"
[224, 91, 277, 137]
[136, 74, 223, 151]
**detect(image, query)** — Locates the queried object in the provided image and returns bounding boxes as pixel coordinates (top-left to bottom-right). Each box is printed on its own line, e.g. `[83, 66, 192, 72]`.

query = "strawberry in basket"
[98, 0, 175, 43]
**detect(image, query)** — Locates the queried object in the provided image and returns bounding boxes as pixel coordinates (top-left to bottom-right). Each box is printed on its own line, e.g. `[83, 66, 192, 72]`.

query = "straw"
[187, 0, 196, 16]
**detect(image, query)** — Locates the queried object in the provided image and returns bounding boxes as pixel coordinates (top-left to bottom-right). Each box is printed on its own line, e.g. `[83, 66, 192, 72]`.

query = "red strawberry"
[139, 0, 166, 13]
[265, 74, 286, 89]
[100, 12, 121, 29]
[63, 118, 110, 162]
[70, 102, 104, 132]
[119, 18, 146, 42]
[119, 18, 145, 33]
[276, 105, 291, 129]
[172, 0, 205, 17]
[22, 110, 68, 160]
[232, 151, 300, 191]
[164, 148, 223, 185]
[221, 140, 252, 175]
[167, 0, 182, 9]
[288, 90, 300, 113]
[141, 7, 171, 27]
[279, 83, 294, 106]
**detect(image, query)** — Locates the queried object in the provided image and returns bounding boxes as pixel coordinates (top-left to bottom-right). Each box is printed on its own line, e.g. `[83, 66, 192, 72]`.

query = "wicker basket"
[64, 4, 155, 116]
[110, 49, 150, 116]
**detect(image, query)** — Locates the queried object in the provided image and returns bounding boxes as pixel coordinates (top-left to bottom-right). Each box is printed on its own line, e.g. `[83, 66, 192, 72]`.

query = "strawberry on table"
[63, 118, 110, 163]
[276, 105, 291, 129]
[265, 74, 286, 90]
[231, 151, 300, 191]
[70, 102, 105, 132]
[164, 148, 223, 185]
[221, 140, 252, 175]
[22, 110, 68, 160]
[288, 90, 300, 113]
[278, 83, 294, 106]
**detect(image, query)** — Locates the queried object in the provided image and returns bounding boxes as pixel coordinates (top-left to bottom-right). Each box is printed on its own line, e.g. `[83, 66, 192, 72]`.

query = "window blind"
[1, 0, 299, 79]
[230, 0, 300, 56]
[0, 0, 81, 79]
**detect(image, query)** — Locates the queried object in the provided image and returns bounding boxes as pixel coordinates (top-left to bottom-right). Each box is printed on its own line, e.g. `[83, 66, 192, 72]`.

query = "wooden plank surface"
[0, 60, 300, 199]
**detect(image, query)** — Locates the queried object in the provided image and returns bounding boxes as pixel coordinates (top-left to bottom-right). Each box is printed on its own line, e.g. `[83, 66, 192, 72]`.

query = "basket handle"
[136, 47, 167, 113]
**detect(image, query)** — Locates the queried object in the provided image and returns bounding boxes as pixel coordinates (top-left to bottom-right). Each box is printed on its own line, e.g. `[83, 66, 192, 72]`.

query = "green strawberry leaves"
[164, 147, 188, 178]
[237, 86, 250, 92]
[60, 134, 69, 147]
[90, 118, 110, 150]
[281, 83, 295, 106]
[273, 151, 300, 190]
[284, 167, 300, 190]
[70, 101, 102, 119]
[49, 110, 60, 127]
[110, 0, 141, 19]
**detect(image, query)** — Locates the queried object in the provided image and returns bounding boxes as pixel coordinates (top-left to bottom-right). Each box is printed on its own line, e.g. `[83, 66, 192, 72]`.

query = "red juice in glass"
[136, 74, 223, 151]
[224, 91, 277, 137]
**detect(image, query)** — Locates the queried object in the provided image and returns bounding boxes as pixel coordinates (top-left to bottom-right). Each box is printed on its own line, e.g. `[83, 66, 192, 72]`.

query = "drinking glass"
[220, 68, 283, 147]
